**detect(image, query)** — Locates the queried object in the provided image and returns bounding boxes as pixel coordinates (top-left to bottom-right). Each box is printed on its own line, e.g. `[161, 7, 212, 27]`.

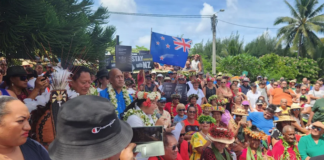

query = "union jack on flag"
[150, 32, 191, 67]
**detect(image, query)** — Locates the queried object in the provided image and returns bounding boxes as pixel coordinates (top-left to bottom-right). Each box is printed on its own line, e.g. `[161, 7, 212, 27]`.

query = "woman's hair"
[230, 83, 236, 89]
[176, 103, 185, 111]
[0, 96, 17, 124]
[29, 102, 51, 140]
[187, 104, 197, 113]
[289, 108, 301, 120]
[121, 99, 146, 119]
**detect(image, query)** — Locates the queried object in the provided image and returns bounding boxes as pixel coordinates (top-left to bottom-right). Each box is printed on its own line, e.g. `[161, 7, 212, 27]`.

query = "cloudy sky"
[94, 0, 324, 48]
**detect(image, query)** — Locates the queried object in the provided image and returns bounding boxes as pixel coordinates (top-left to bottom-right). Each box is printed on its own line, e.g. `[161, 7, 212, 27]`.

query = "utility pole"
[211, 14, 217, 75]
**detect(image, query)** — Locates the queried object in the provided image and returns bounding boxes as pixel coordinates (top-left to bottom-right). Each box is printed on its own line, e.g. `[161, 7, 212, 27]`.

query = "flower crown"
[243, 127, 267, 140]
[136, 91, 161, 107]
[198, 115, 216, 124]
[191, 79, 201, 83]
[209, 127, 234, 140]
[207, 77, 214, 82]
[208, 95, 218, 103]
[171, 93, 181, 99]
[201, 103, 212, 110]
[188, 94, 199, 100]
[217, 98, 228, 105]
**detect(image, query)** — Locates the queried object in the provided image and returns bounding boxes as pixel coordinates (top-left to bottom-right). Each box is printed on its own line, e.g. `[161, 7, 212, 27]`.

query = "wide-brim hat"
[22, 61, 30, 66]
[232, 108, 248, 116]
[290, 103, 301, 109]
[164, 77, 171, 81]
[273, 115, 296, 123]
[210, 106, 225, 113]
[6, 66, 27, 77]
[207, 127, 235, 144]
[48, 96, 133, 160]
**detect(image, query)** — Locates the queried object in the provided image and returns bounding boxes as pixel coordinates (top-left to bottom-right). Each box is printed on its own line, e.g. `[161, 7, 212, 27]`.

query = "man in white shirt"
[309, 83, 324, 107]
[187, 79, 205, 105]
[190, 54, 202, 72]
[246, 83, 261, 111]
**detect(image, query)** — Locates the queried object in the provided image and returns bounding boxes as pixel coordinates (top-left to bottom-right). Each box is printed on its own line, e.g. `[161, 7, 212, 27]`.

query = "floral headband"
[191, 79, 201, 84]
[209, 127, 234, 140]
[171, 93, 181, 99]
[136, 91, 161, 107]
[243, 127, 267, 140]
[207, 77, 214, 82]
[198, 115, 216, 124]
[201, 103, 212, 110]
[208, 95, 218, 103]
[217, 98, 228, 105]
[188, 94, 199, 101]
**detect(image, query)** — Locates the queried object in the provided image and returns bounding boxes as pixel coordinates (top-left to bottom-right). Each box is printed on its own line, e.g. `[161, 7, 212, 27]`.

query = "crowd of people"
[0, 58, 323, 160]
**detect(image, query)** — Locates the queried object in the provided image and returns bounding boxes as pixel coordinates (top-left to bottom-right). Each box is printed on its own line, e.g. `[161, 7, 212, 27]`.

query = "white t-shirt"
[187, 81, 193, 90]
[309, 89, 324, 106]
[127, 88, 136, 95]
[27, 78, 36, 89]
[246, 90, 261, 109]
[191, 60, 200, 71]
[187, 88, 205, 105]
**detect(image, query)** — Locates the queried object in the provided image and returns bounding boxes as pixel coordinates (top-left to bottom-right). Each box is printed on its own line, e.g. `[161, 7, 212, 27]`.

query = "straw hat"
[210, 106, 225, 113]
[232, 108, 248, 116]
[274, 115, 296, 123]
[22, 61, 30, 66]
[290, 103, 301, 110]
[207, 126, 235, 144]
[243, 126, 267, 140]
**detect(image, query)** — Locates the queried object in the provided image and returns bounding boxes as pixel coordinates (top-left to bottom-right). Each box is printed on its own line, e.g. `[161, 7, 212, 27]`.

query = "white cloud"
[195, 3, 215, 33]
[135, 35, 151, 47]
[226, 0, 238, 10]
[101, 0, 137, 12]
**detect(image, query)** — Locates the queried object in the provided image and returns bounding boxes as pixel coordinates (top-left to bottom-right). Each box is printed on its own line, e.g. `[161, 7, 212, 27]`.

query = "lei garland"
[170, 102, 177, 118]
[123, 108, 158, 126]
[246, 147, 263, 160]
[197, 115, 216, 124]
[279, 136, 301, 160]
[107, 84, 131, 115]
[87, 85, 99, 96]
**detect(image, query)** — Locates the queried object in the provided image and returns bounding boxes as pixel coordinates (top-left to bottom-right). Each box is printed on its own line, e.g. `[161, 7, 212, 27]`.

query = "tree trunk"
[298, 33, 302, 58]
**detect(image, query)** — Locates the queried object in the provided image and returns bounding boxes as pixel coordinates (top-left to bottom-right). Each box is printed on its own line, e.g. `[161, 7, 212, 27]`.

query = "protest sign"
[106, 54, 153, 71]
[139, 50, 150, 55]
[162, 82, 176, 102]
[115, 45, 132, 71]
[174, 84, 187, 103]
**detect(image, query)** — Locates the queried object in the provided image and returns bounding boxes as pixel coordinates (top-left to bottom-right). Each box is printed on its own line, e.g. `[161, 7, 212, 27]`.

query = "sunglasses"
[180, 133, 185, 137]
[236, 115, 243, 118]
[312, 126, 322, 131]
[301, 89, 306, 91]
[178, 109, 185, 112]
[201, 121, 211, 124]
[169, 144, 178, 151]
[292, 109, 300, 111]
[179, 78, 185, 81]
[221, 82, 226, 83]
[274, 84, 278, 86]
[188, 111, 197, 114]
[19, 76, 28, 81]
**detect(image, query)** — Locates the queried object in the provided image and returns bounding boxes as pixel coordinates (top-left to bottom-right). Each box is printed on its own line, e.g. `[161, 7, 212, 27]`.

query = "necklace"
[170, 103, 177, 118]
[200, 131, 208, 139]
[107, 84, 131, 115]
[280, 137, 301, 160]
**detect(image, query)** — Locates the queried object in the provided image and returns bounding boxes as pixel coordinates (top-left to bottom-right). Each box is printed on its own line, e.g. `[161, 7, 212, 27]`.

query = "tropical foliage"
[274, 0, 324, 58]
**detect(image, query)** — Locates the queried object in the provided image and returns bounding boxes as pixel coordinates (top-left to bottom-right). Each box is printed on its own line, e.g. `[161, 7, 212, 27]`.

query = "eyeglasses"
[292, 109, 300, 111]
[312, 126, 322, 131]
[178, 109, 185, 112]
[201, 121, 211, 124]
[188, 111, 197, 114]
[273, 84, 278, 86]
[180, 133, 185, 137]
[19, 76, 28, 81]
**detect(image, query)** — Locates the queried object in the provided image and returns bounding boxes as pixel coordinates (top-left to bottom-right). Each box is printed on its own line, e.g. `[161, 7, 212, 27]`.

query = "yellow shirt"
[280, 107, 290, 115]
[190, 132, 207, 160]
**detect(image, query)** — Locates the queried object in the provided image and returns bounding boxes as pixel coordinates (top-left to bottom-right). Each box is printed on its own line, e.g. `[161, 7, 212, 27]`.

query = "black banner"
[106, 54, 153, 71]
[115, 45, 132, 71]
[175, 84, 187, 102]
[162, 82, 176, 102]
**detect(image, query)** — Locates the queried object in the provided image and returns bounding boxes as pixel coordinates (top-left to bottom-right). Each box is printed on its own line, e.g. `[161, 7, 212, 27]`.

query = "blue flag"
[150, 32, 192, 67]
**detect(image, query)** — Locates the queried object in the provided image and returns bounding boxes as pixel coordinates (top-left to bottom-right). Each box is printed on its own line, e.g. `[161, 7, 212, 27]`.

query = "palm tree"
[274, 0, 324, 58]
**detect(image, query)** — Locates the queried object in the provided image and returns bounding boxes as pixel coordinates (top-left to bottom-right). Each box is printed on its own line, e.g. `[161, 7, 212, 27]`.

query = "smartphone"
[131, 126, 165, 158]
[131, 126, 163, 143]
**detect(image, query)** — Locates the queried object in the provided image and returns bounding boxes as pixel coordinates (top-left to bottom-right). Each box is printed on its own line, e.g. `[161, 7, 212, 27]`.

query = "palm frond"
[304, 0, 317, 18]
[285, 0, 302, 20]
[274, 16, 298, 25]
[308, 14, 324, 23]
[292, 29, 301, 49]
[309, 1, 324, 18]
[276, 24, 296, 37]
[305, 21, 322, 32]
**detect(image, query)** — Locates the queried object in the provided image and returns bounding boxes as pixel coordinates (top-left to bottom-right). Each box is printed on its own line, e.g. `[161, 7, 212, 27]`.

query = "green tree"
[132, 45, 149, 53]
[274, 0, 324, 58]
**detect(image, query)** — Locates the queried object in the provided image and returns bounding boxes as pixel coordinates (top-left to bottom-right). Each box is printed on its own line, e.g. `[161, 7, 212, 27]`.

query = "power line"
[108, 12, 280, 30]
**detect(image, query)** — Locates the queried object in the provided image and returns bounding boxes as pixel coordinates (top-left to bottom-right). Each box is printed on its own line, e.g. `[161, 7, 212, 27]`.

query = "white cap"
[157, 74, 163, 77]
[151, 71, 157, 74]
[274, 107, 282, 113]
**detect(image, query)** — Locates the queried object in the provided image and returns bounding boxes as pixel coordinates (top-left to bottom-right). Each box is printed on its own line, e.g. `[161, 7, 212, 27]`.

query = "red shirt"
[148, 153, 183, 160]
[164, 102, 179, 118]
[267, 139, 300, 160]
[185, 104, 202, 119]
[137, 73, 144, 89]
